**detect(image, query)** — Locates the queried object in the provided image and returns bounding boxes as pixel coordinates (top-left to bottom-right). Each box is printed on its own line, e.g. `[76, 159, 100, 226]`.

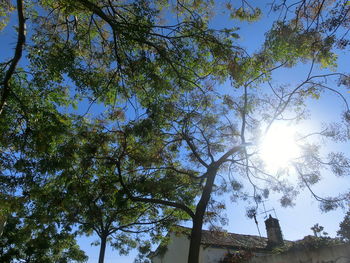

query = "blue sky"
[1, 1, 350, 263]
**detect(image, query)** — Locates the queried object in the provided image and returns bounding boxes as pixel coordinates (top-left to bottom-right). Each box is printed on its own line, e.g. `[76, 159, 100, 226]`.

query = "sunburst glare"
[259, 123, 301, 172]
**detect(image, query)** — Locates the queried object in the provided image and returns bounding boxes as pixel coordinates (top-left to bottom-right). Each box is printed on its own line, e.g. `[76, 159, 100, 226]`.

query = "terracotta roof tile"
[200, 229, 268, 249]
[173, 226, 271, 250]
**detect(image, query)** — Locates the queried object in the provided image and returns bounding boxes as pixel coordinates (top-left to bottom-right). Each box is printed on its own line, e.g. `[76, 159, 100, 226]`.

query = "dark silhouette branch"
[182, 132, 209, 168]
[115, 161, 195, 219]
[216, 144, 250, 165]
[0, 0, 26, 115]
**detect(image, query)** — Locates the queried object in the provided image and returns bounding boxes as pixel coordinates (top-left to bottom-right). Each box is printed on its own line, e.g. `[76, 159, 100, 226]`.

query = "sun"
[259, 123, 300, 172]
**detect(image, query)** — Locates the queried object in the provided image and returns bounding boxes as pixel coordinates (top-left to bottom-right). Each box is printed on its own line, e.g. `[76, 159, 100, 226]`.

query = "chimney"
[265, 214, 284, 248]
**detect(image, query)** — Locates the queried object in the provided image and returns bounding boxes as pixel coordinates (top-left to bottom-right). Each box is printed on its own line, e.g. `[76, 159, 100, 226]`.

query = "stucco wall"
[249, 244, 350, 263]
[151, 234, 350, 263]
[151, 234, 241, 263]
[151, 233, 192, 263]
[203, 246, 252, 263]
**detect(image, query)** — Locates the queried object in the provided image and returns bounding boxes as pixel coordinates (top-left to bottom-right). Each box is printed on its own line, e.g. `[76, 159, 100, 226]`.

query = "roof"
[172, 226, 271, 250]
[149, 226, 295, 259]
[200, 228, 268, 249]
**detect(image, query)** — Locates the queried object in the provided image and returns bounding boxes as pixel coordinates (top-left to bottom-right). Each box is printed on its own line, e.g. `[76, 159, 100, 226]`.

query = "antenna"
[262, 201, 268, 218]
[261, 201, 278, 219]
[250, 201, 279, 237]
[252, 212, 261, 237]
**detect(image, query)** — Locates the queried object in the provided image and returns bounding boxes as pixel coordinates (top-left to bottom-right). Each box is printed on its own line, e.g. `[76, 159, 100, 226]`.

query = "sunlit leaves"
[229, 7, 261, 22]
[26, 0, 237, 111]
[1, 2, 350, 262]
[228, 53, 273, 85]
[327, 152, 350, 176]
[265, 22, 337, 68]
[0, 1, 14, 31]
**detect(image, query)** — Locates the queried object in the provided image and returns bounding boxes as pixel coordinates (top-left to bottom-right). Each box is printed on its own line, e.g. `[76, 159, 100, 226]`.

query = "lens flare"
[259, 123, 300, 172]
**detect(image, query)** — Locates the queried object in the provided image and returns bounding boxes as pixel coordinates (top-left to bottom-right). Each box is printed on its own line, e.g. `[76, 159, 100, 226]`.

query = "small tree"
[311, 224, 329, 238]
[338, 211, 350, 242]
[28, 117, 191, 263]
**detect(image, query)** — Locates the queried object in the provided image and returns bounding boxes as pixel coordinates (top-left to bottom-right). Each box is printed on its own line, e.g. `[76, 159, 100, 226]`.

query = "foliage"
[1, 1, 236, 260]
[219, 250, 253, 263]
[265, 22, 337, 68]
[337, 210, 350, 241]
[272, 235, 344, 254]
[311, 223, 328, 237]
[0, 206, 87, 263]
[0, 1, 14, 30]
[271, 0, 350, 50]
[1, 1, 350, 263]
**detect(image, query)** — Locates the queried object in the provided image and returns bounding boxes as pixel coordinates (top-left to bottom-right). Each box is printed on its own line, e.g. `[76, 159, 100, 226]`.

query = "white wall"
[151, 233, 191, 263]
[151, 233, 239, 263]
[249, 244, 350, 263]
[202, 246, 238, 263]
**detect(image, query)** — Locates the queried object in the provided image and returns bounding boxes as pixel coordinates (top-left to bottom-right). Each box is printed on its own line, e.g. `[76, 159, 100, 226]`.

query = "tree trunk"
[187, 166, 217, 263]
[98, 234, 107, 263]
[0, 214, 6, 236]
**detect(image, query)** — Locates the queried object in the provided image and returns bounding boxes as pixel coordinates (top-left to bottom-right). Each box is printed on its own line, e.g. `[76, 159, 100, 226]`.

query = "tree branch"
[182, 132, 209, 168]
[0, 0, 26, 115]
[115, 161, 195, 219]
[216, 144, 250, 166]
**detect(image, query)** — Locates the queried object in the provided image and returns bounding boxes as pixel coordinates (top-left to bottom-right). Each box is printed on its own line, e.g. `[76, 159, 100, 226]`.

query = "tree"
[1, 0, 242, 260]
[1, 1, 350, 263]
[114, 58, 350, 262]
[338, 210, 350, 241]
[1, 0, 235, 257]
[0, 201, 87, 263]
[36, 118, 187, 263]
[98, 2, 350, 259]
[109, 3, 350, 262]
[311, 223, 329, 237]
[0, 0, 25, 115]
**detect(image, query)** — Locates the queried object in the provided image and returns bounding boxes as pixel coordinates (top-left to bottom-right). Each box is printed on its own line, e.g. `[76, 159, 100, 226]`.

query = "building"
[149, 215, 350, 263]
